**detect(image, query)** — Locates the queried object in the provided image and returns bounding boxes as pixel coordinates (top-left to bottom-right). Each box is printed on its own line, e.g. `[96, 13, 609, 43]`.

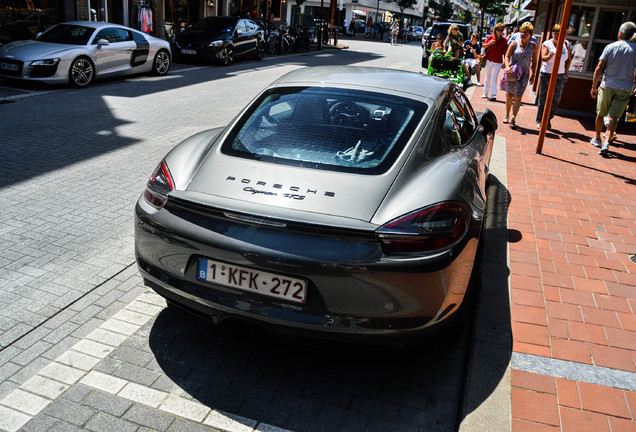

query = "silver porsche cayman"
[134, 66, 498, 343]
[0, 21, 171, 87]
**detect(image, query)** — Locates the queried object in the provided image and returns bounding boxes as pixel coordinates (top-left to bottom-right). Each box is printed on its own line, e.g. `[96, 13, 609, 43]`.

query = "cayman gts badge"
[226, 177, 336, 199]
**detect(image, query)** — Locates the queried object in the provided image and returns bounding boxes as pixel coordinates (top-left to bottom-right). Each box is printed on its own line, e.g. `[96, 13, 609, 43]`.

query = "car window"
[236, 20, 248, 33]
[447, 90, 476, 145]
[222, 87, 427, 175]
[35, 24, 95, 45]
[192, 18, 235, 34]
[246, 20, 258, 31]
[93, 27, 132, 43]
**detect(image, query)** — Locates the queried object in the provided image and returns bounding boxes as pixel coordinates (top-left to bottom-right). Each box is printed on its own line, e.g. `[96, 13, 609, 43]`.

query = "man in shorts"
[590, 21, 636, 156]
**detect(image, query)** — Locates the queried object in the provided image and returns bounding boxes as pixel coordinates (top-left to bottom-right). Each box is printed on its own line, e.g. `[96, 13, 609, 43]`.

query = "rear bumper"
[134, 196, 480, 342]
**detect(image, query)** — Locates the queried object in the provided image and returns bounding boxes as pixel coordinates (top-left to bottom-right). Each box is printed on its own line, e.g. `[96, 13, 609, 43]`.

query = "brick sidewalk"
[469, 86, 636, 431]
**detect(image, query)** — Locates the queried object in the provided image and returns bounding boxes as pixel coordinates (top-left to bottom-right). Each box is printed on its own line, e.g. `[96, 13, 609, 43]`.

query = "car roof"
[270, 66, 450, 100]
[56, 21, 132, 30]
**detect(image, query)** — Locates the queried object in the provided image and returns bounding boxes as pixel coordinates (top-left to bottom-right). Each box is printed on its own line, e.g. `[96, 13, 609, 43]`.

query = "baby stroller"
[427, 50, 469, 90]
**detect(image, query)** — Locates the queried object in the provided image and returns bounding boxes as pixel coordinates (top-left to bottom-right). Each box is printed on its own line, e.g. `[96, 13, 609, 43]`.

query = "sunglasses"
[521, 30, 531, 34]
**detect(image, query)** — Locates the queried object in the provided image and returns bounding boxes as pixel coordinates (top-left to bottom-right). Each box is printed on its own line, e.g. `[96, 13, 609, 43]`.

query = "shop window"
[595, 9, 626, 41]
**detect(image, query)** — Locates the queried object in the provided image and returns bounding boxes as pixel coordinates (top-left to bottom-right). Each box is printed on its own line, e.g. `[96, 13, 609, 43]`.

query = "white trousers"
[483, 60, 503, 98]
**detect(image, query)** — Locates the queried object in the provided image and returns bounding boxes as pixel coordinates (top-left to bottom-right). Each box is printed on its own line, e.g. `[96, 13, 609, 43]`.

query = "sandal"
[503, 116, 509, 124]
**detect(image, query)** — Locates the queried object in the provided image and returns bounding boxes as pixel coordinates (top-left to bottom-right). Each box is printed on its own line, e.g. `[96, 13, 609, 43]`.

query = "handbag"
[479, 48, 487, 68]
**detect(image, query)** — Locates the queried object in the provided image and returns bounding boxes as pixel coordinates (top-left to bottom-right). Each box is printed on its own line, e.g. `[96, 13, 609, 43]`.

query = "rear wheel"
[219, 46, 234, 65]
[69, 56, 94, 88]
[152, 49, 171, 75]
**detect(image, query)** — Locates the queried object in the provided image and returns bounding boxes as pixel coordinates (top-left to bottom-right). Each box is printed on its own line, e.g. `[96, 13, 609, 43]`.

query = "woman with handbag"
[500, 22, 538, 125]
[481, 22, 508, 101]
[536, 24, 571, 129]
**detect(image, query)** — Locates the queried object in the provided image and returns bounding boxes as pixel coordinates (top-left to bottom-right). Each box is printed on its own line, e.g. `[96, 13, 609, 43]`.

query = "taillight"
[143, 160, 174, 209]
[376, 202, 470, 254]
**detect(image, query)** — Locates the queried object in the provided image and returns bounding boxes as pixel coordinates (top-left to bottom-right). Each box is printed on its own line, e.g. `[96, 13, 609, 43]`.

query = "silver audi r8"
[135, 66, 498, 344]
[0, 21, 171, 87]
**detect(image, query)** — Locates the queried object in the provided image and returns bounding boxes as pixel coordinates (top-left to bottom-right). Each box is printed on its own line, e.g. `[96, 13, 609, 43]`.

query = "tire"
[219, 46, 234, 65]
[152, 49, 171, 75]
[421, 54, 427, 69]
[69, 56, 94, 88]
[254, 42, 265, 61]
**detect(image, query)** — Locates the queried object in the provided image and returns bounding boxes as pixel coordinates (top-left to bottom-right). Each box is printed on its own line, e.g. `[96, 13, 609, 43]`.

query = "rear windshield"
[35, 24, 95, 45]
[221, 87, 427, 174]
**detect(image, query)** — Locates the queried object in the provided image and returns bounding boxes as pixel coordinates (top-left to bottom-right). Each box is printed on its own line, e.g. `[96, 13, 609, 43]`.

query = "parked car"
[421, 22, 472, 67]
[173, 16, 265, 65]
[0, 21, 171, 87]
[421, 26, 431, 47]
[408, 26, 424, 41]
[134, 66, 498, 345]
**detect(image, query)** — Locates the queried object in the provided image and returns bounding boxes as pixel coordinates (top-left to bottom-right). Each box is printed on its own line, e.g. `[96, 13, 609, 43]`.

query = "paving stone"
[72, 339, 114, 359]
[0, 388, 51, 415]
[39, 362, 85, 385]
[20, 375, 70, 399]
[0, 404, 33, 432]
[113, 362, 161, 387]
[21, 413, 58, 432]
[80, 371, 128, 394]
[48, 420, 84, 432]
[42, 398, 95, 426]
[203, 410, 257, 432]
[101, 318, 140, 336]
[168, 417, 224, 432]
[123, 403, 177, 431]
[60, 383, 93, 403]
[86, 327, 129, 347]
[118, 382, 168, 408]
[160, 395, 211, 422]
[56, 349, 102, 371]
[84, 412, 138, 432]
[82, 389, 134, 417]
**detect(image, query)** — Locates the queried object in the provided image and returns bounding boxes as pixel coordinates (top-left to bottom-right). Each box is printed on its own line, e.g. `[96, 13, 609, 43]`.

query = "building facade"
[528, 0, 636, 112]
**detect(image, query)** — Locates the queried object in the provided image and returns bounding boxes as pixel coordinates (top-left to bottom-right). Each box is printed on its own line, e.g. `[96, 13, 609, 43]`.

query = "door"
[93, 27, 136, 75]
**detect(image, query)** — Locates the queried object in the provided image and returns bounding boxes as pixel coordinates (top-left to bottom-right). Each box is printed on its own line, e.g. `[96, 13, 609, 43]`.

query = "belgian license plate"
[180, 49, 197, 55]
[0, 62, 19, 71]
[197, 258, 307, 304]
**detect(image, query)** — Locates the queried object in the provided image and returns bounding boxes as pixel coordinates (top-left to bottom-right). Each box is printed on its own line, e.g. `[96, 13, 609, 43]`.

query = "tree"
[458, 9, 473, 24]
[472, 0, 507, 32]
[429, 0, 454, 22]
[385, 0, 417, 26]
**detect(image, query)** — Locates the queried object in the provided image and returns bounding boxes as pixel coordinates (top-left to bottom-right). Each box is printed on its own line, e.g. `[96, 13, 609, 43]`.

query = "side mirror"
[236, 29, 243, 36]
[479, 108, 498, 135]
[97, 38, 110, 47]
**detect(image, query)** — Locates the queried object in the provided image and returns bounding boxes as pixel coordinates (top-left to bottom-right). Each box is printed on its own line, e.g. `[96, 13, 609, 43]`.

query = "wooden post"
[536, 0, 572, 154]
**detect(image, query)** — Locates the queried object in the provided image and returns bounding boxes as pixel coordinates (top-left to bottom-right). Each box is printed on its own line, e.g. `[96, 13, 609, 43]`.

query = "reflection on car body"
[134, 66, 498, 345]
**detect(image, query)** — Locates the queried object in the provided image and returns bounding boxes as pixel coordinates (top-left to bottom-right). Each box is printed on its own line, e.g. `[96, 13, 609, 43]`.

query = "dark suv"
[421, 22, 472, 68]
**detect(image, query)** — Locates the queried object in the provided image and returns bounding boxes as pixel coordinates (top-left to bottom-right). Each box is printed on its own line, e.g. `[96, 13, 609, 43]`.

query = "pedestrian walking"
[536, 24, 571, 129]
[390, 20, 399, 45]
[500, 22, 538, 126]
[590, 21, 636, 156]
[481, 23, 508, 101]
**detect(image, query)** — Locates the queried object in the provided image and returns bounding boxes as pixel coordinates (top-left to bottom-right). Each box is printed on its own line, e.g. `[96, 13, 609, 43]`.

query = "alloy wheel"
[220, 46, 234, 65]
[70, 57, 94, 87]
[153, 50, 171, 75]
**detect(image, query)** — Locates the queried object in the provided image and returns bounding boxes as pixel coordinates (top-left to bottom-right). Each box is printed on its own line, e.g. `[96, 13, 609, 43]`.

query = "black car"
[421, 22, 472, 67]
[174, 16, 265, 65]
